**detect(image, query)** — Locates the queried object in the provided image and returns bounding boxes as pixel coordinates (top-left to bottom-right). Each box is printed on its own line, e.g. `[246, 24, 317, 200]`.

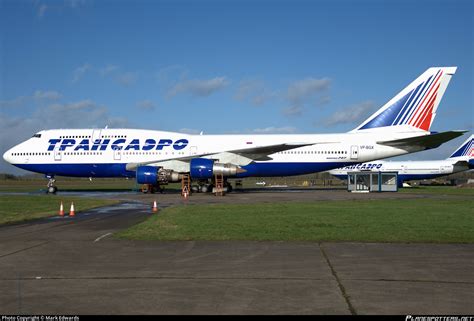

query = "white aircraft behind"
[328, 134, 473, 186]
[2, 67, 466, 193]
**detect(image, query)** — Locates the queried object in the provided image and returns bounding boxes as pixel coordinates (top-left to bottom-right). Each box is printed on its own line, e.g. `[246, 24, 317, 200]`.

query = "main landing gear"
[141, 184, 164, 194]
[191, 179, 233, 194]
[46, 175, 58, 194]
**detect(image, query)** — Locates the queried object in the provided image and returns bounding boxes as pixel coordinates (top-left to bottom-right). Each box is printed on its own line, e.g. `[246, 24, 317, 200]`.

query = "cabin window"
[32, 133, 41, 138]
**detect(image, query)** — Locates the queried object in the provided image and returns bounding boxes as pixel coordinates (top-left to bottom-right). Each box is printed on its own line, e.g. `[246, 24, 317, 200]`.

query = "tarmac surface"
[0, 189, 473, 315]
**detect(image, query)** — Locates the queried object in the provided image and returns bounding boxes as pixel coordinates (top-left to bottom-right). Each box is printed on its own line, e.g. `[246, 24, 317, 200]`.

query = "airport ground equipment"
[181, 174, 191, 198]
[214, 173, 225, 196]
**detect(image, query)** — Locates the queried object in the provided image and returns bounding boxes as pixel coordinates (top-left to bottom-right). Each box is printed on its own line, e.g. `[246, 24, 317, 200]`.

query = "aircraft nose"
[3, 148, 13, 163]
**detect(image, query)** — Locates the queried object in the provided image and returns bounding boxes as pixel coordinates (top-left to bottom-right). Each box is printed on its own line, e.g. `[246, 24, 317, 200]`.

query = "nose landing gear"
[46, 175, 58, 194]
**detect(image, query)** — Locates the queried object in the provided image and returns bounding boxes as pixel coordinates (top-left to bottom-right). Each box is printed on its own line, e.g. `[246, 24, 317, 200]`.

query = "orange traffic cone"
[59, 201, 64, 217]
[152, 200, 158, 213]
[69, 202, 75, 217]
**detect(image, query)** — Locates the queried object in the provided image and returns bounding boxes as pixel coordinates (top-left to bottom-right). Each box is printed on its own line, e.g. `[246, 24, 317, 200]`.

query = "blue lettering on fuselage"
[60, 139, 76, 151]
[46, 138, 189, 151]
[124, 139, 140, 151]
[47, 139, 61, 151]
[74, 139, 90, 151]
[142, 139, 156, 151]
[342, 163, 383, 170]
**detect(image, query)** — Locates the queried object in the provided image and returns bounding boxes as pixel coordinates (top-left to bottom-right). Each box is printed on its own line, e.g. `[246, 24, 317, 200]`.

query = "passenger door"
[350, 145, 358, 160]
[114, 149, 122, 161]
[54, 146, 62, 161]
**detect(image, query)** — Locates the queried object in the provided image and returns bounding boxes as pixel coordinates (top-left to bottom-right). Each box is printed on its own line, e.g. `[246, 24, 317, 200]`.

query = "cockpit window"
[32, 133, 42, 138]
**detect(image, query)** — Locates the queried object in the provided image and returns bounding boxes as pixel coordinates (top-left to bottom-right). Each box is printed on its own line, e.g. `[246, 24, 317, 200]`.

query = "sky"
[0, 0, 473, 174]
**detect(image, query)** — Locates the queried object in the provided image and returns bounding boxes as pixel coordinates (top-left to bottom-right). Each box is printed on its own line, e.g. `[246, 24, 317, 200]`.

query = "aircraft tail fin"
[448, 134, 473, 159]
[352, 67, 457, 132]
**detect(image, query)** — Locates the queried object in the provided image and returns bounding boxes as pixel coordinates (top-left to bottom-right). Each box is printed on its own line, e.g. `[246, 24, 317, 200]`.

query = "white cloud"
[167, 76, 230, 98]
[287, 77, 331, 105]
[279, 77, 332, 117]
[35, 0, 86, 19]
[282, 105, 303, 117]
[33, 90, 62, 101]
[1, 90, 61, 109]
[324, 101, 376, 127]
[0, 96, 28, 108]
[99, 64, 119, 77]
[234, 79, 276, 106]
[0, 98, 130, 173]
[251, 126, 297, 134]
[66, 0, 86, 8]
[37, 4, 48, 18]
[136, 100, 156, 111]
[72, 63, 92, 83]
[178, 128, 202, 135]
[115, 72, 138, 87]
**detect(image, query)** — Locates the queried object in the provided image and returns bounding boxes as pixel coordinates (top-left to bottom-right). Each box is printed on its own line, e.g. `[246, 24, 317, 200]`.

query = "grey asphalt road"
[0, 191, 472, 315]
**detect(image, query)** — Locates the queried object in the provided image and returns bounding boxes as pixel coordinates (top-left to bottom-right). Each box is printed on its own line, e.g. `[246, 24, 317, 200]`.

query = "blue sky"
[1, 0, 473, 174]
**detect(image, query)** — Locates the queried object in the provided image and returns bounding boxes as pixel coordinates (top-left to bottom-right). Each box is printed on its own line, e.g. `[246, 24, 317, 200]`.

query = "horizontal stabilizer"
[377, 130, 467, 150]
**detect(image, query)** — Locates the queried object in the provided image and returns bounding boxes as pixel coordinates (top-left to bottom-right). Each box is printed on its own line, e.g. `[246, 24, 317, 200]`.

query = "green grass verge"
[117, 199, 474, 243]
[0, 179, 139, 192]
[399, 186, 474, 196]
[0, 195, 119, 225]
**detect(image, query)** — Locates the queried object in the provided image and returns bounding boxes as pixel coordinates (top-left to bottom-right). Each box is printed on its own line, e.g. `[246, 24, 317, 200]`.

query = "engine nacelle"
[190, 158, 244, 179]
[136, 166, 181, 185]
[136, 166, 158, 185]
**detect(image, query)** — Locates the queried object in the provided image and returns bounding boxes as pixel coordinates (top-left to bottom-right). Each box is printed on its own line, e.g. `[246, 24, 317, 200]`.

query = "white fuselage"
[3, 128, 423, 178]
[329, 158, 471, 181]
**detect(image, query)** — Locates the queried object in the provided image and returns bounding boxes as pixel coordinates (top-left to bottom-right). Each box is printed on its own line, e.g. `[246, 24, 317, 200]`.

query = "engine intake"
[136, 166, 181, 185]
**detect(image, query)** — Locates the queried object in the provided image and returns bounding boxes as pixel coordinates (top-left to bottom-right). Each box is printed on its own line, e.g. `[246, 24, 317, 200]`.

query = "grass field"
[0, 195, 119, 225]
[399, 186, 474, 196]
[0, 178, 139, 192]
[117, 198, 474, 243]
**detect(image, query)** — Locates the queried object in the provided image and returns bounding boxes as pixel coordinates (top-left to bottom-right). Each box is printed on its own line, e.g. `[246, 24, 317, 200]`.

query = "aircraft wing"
[222, 142, 315, 161]
[125, 142, 319, 171]
[377, 130, 467, 150]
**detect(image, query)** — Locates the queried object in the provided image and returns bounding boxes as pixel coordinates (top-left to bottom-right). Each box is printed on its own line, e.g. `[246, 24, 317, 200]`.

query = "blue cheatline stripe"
[13, 161, 358, 179]
[397, 73, 434, 125]
[403, 69, 441, 125]
[13, 163, 136, 178]
[392, 82, 424, 125]
[238, 162, 356, 177]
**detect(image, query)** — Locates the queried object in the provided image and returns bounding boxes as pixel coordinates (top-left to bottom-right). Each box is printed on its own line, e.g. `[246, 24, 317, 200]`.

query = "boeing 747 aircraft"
[2, 67, 466, 193]
[329, 134, 473, 186]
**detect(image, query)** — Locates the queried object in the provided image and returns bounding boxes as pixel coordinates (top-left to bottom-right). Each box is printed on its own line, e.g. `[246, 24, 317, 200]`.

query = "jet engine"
[190, 158, 245, 179]
[136, 166, 181, 185]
